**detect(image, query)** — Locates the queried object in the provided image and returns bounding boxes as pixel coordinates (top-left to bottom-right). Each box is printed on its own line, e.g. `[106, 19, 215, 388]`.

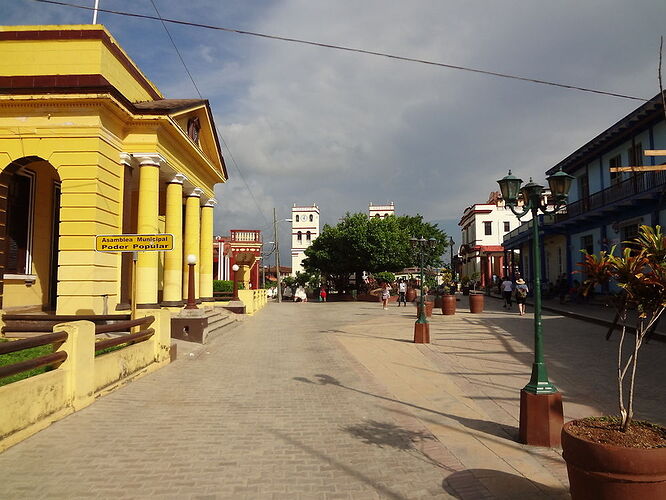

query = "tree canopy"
[302, 213, 448, 288]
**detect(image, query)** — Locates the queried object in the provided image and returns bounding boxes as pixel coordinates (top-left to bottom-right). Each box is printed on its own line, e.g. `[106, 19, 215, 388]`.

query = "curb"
[486, 293, 666, 343]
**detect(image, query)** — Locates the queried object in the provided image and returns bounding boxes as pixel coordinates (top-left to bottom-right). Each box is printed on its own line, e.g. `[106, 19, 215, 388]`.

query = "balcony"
[556, 170, 666, 223]
[230, 230, 262, 243]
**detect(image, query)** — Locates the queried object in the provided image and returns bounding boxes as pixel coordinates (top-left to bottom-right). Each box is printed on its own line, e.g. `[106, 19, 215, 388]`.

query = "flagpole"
[92, 0, 100, 24]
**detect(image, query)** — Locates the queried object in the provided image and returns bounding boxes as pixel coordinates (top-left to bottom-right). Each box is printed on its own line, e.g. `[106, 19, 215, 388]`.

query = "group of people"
[378, 280, 409, 310]
[281, 285, 328, 302]
[500, 276, 529, 316]
[282, 285, 309, 302]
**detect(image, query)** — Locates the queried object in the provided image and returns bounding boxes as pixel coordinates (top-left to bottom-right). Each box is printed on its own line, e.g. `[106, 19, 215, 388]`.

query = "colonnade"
[132, 155, 216, 308]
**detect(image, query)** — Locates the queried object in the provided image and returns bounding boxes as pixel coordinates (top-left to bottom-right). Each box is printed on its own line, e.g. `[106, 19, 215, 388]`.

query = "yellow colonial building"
[0, 25, 226, 315]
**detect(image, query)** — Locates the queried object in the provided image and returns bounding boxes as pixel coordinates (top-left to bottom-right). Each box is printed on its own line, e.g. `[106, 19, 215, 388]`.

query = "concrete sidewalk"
[328, 296, 666, 498]
[2, 299, 664, 499]
[486, 291, 666, 340]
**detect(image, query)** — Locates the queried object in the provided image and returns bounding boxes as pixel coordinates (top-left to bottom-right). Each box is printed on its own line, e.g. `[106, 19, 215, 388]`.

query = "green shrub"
[213, 280, 233, 292]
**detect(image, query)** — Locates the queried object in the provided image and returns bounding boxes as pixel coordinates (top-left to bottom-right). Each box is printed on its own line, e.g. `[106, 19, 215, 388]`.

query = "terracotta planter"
[416, 301, 434, 318]
[441, 294, 456, 315]
[562, 420, 666, 499]
[406, 288, 417, 302]
[469, 293, 484, 313]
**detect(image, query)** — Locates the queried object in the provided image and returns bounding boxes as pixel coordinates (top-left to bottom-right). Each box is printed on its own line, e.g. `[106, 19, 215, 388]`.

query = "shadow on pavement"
[443, 468, 569, 499]
[343, 419, 433, 450]
[266, 427, 407, 500]
[318, 329, 414, 343]
[293, 374, 518, 441]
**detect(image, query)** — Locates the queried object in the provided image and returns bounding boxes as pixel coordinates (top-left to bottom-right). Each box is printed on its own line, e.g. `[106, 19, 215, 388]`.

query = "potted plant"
[467, 272, 484, 312]
[461, 275, 471, 296]
[562, 225, 666, 499]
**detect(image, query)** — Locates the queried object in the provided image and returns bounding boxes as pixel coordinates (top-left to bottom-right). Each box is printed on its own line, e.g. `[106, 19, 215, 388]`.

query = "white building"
[369, 202, 395, 219]
[458, 191, 537, 286]
[291, 204, 320, 276]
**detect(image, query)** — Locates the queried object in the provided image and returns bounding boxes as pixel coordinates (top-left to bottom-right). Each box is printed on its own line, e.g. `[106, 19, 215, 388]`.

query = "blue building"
[503, 91, 666, 290]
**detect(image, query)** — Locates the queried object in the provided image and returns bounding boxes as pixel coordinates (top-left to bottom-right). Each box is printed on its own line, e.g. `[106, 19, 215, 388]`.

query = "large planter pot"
[441, 294, 456, 315]
[469, 293, 484, 313]
[562, 420, 666, 499]
[406, 287, 417, 302]
[416, 301, 434, 318]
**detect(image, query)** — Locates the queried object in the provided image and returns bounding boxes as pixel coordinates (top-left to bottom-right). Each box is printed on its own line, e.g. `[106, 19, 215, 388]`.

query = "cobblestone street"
[1, 298, 665, 499]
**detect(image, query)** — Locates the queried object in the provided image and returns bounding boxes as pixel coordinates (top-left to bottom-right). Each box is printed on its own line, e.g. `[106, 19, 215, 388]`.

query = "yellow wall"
[0, 26, 225, 315]
[0, 25, 162, 103]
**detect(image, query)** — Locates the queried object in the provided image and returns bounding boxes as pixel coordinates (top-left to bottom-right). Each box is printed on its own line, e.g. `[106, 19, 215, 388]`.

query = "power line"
[148, 0, 270, 228]
[31, 0, 648, 102]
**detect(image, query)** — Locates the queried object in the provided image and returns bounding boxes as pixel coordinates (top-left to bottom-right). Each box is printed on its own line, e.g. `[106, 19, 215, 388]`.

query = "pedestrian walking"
[515, 278, 529, 316]
[319, 286, 327, 302]
[380, 282, 391, 310]
[501, 276, 514, 309]
[397, 280, 407, 307]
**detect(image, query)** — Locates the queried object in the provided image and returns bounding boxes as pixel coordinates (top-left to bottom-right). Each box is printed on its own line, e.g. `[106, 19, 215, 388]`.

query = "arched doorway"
[0, 156, 61, 312]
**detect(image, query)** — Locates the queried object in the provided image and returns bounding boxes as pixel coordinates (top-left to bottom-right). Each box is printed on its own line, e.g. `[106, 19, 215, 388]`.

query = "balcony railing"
[230, 230, 262, 243]
[558, 171, 666, 222]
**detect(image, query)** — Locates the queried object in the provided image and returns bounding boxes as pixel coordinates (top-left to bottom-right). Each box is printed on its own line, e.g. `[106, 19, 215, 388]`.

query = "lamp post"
[185, 254, 198, 310]
[273, 208, 292, 303]
[449, 236, 455, 279]
[232, 263, 240, 300]
[411, 237, 437, 343]
[497, 167, 574, 447]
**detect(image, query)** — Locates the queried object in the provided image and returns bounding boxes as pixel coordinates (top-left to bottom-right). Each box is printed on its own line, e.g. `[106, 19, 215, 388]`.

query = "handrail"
[0, 331, 68, 356]
[94, 316, 154, 334]
[559, 170, 666, 222]
[2, 324, 56, 333]
[2, 314, 130, 321]
[94, 328, 155, 352]
[0, 351, 67, 379]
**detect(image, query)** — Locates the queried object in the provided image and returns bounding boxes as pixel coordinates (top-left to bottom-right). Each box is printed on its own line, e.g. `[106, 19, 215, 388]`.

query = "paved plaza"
[1, 297, 665, 499]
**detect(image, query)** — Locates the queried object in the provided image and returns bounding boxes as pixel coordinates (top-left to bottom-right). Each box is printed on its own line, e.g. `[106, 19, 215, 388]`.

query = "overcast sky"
[5, 0, 666, 265]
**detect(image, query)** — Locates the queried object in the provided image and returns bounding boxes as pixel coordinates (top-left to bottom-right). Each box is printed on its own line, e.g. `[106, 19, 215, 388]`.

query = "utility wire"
[31, 0, 648, 102]
[148, 0, 270, 228]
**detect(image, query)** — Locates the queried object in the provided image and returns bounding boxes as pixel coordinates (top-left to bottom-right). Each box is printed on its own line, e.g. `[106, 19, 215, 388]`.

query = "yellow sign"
[95, 234, 174, 252]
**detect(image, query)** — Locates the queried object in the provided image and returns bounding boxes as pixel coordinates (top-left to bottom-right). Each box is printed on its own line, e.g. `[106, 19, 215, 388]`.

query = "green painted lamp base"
[523, 362, 558, 395]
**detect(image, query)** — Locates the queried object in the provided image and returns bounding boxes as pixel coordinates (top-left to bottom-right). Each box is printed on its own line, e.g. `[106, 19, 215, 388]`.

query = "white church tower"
[291, 203, 319, 276]
[369, 202, 395, 219]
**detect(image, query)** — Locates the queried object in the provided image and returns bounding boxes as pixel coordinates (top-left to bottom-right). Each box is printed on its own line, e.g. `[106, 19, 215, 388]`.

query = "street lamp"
[449, 236, 455, 279]
[497, 167, 574, 447]
[273, 208, 292, 303]
[185, 254, 198, 310]
[411, 236, 437, 343]
[232, 263, 240, 300]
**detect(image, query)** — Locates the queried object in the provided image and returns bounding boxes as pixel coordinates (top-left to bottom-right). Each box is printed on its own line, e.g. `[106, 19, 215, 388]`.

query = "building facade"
[291, 204, 319, 275]
[0, 25, 227, 314]
[458, 192, 530, 285]
[503, 91, 666, 290]
[368, 202, 395, 219]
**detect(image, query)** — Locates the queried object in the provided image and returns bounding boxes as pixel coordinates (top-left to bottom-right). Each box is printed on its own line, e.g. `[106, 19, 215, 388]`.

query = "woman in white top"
[295, 286, 307, 302]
